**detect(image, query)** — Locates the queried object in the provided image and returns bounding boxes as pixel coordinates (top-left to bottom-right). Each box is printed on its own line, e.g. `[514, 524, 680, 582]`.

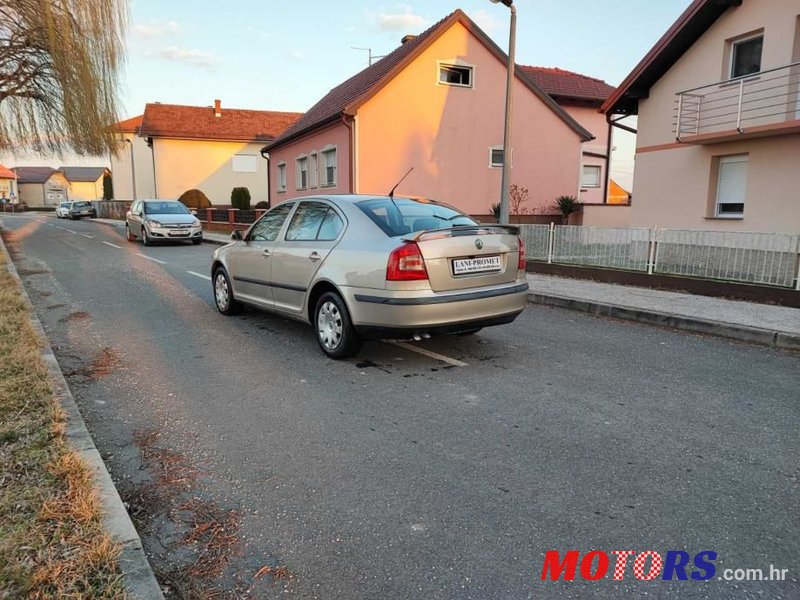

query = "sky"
[3, 0, 694, 188]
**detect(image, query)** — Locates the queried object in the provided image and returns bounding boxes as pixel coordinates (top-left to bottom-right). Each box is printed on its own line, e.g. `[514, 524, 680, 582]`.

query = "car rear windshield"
[356, 198, 477, 237]
[73, 202, 91, 208]
[144, 202, 190, 215]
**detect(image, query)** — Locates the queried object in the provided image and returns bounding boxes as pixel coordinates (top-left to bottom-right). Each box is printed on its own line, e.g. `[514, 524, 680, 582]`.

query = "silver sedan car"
[211, 195, 529, 358]
[125, 199, 203, 245]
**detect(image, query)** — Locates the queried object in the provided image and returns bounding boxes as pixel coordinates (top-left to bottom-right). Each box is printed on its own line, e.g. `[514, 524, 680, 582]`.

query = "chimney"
[214, 99, 221, 117]
[401, 34, 417, 45]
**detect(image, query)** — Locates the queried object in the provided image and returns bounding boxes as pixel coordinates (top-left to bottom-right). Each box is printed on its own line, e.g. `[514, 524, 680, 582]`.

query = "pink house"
[264, 9, 594, 219]
[519, 66, 616, 205]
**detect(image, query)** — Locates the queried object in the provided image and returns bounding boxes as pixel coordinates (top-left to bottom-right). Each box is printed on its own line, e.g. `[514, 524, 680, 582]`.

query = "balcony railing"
[675, 62, 800, 141]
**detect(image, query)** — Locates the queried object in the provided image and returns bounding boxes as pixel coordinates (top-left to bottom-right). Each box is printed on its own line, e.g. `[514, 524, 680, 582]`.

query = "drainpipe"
[341, 113, 355, 193]
[603, 114, 613, 204]
[260, 149, 270, 207]
[147, 137, 158, 197]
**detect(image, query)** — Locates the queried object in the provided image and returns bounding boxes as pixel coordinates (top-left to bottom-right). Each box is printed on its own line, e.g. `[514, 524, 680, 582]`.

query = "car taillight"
[387, 242, 428, 281]
[518, 236, 526, 271]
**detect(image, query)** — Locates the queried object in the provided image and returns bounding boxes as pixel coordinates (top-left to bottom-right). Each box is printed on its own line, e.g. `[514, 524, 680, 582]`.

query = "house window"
[232, 154, 258, 173]
[731, 35, 763, 79]
[309, 152, 318, 188]
[715, 154, 748, 217]
[581, 165, 602, 188]
[439, 64, 473, 87]
[296, 156, 308, 190]
[321, 148, 337, 186]
[276, 163, 286, 193]
[489, 147, 504, 167]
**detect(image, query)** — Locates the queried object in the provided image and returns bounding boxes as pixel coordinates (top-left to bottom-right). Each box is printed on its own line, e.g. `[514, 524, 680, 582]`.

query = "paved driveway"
[2, 213, 798, 599]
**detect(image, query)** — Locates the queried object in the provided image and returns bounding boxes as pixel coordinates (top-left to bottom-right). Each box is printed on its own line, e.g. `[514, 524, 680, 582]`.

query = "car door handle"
[308, 252, 320, 262]
[262, 249, 271, 257]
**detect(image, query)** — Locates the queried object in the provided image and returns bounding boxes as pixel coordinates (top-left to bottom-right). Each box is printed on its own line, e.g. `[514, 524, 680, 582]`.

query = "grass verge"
[0, 243, 125, 598]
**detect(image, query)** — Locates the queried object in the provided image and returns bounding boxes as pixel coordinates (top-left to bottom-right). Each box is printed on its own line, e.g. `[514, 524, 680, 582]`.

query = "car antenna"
[388, 167, 414, 199]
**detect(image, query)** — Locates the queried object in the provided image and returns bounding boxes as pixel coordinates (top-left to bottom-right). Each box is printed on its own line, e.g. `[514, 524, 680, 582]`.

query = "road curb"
[528, 292, 800, 351]
[0, 233, 165, 600]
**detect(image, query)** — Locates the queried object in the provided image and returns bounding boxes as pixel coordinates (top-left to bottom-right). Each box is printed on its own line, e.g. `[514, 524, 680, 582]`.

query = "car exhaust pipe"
[421, 333, 431, 339]
[413, 334, 422, 341]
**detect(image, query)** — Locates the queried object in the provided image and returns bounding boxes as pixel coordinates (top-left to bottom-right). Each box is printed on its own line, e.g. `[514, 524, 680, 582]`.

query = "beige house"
[15, 167, 70, 207]
[113, 101, 302, 204]
[60, 167, 109, 201]
[603, 0, 800, 233]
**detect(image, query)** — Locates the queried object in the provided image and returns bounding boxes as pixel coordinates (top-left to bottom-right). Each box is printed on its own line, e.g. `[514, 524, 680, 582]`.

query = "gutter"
[341, 113, 356, 193]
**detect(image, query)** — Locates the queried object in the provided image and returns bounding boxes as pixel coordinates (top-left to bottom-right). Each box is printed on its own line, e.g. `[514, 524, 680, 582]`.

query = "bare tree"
[509, 184, 529, 222]
[0, 0, 128, 155]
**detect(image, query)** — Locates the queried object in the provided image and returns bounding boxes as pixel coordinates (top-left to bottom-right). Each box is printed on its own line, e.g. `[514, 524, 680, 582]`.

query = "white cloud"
[288, 50, 304, 61]
[152, 46, 218, 70]
[133, 20, 182, 38]
[369, 4, 430, 32]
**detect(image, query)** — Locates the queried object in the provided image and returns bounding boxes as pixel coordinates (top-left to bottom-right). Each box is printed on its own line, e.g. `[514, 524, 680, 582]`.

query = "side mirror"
[230, 230, 243, 241]
[190, 209, 197, 215]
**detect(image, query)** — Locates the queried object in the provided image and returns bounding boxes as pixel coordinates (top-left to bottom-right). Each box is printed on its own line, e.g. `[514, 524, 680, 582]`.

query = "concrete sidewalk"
[93, 217, 231, 245]
[527, 273, 800, 350]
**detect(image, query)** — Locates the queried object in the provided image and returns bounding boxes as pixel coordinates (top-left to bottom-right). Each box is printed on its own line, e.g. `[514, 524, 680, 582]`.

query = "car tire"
[213, 267, 241, 315]
[141, 226, 150, 246]
[314, 291, 362, 359]
[192, 238, 202, 245]
[125, 223, 135, 242]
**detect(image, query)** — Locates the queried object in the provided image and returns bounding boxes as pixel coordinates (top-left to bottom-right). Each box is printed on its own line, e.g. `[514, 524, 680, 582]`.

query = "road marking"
[80, 233, 94, 239]
[389, 341, 468, 367]
[102, 241, 122, 249]
[66, 229, 77, 234]
[187, 270, 212, 281]
[137, 253, 167, 265]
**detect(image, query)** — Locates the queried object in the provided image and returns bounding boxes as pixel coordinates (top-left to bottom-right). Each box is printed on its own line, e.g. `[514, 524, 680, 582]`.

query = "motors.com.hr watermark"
[538, 550, 791, 583]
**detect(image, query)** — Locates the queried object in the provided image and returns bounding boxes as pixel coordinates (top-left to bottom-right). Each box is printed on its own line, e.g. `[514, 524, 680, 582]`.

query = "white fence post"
[647, 227, 657, 275]
[547, 222, 555, 264]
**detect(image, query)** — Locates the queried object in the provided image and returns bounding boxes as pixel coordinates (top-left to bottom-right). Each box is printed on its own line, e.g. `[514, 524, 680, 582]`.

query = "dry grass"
[0, 245, 125, 598]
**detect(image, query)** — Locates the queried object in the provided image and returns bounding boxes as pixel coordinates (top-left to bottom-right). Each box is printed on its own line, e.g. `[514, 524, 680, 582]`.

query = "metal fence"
[519, 224, 800, 289]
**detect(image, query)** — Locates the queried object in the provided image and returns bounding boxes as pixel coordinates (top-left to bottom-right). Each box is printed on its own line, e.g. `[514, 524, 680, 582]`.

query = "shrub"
[254, 200, 269, 210]
[490, 202, 501, 221]
[552, 195, 582, 224]
[178, 189, 211, 210]
[231, 187, 251, 210]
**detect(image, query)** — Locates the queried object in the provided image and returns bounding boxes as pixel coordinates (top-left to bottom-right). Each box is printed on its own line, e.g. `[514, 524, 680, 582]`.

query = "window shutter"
[716, 156, 748, 214]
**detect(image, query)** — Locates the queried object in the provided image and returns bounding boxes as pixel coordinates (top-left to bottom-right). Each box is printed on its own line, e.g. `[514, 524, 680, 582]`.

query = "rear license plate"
[170, 230, 189, 236]
[452, 255, 502, 275]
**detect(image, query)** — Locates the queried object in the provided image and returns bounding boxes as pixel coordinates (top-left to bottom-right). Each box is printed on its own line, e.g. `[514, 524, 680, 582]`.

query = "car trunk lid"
[408, 225, 520, 292]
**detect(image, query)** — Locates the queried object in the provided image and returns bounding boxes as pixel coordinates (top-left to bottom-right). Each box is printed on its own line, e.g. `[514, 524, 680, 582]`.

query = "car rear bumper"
[344, 281, 529, 336]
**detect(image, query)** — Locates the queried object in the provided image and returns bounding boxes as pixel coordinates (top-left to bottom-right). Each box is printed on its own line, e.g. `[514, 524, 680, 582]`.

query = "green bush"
[231, 187, 251, 210]
[178, 189, 211, 210]
[254, 200, 269, 210]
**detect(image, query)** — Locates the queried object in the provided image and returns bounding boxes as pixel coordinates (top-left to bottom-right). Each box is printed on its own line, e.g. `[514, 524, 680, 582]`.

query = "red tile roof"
[113, 115, 144, 133]
[139, 103, 303, 143]
[518, 66, 615, 104]
[0, 163, 15, 179]
[268, 9, 592, 150]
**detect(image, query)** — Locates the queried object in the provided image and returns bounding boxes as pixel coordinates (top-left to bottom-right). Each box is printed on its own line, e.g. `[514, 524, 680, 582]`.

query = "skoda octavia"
[211, 195, 529, 358]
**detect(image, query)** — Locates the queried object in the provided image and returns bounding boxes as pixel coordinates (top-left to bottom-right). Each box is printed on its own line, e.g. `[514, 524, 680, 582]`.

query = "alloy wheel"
[215, 273, 229, 310]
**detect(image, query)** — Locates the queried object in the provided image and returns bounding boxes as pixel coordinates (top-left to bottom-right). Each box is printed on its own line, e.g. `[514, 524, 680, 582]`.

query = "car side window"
[250, 203, 294, 242]
[285, 202, 330, 241]
[317, 209, 344, 241]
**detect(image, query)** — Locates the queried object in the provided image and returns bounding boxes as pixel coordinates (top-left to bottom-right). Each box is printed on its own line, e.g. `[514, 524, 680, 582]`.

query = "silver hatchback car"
[125, 200, 203, 245]
[211, 195, 529, 358]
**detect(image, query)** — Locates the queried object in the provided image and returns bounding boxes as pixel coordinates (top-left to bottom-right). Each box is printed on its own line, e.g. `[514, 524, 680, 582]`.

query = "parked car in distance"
[66, 201, 97, 220]
[211, 195, 529, 358]
[55, 201, 71, 218]
[125, 200, 203, 246]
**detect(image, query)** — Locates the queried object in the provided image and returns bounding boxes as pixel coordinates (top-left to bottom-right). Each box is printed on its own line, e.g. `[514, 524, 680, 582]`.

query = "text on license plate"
[170, 229, 189, 236]
[452, 255, 502, 275]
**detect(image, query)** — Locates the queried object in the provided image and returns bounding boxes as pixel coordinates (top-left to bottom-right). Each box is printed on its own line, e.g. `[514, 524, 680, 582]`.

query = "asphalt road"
[2, 213, 798, 599]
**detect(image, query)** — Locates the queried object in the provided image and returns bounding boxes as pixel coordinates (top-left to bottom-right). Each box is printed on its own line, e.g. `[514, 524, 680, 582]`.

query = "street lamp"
[491, 0, 516, 225]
